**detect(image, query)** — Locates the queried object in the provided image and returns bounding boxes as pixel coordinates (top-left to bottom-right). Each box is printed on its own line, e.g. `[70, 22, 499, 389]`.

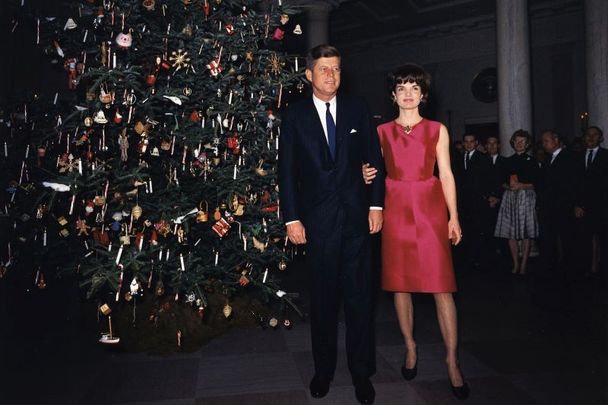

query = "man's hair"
[485, 135, 499, 144]
[306, 44, 341, 70]
[463, 133, 478, 141]
[586, 125, 604, 138]
[542, 129, 562, 143]
[387, 64, 431, 102]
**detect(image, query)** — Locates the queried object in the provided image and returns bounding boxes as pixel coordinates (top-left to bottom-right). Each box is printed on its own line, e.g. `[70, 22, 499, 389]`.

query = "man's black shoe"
[353, 377, 375, 404]
[309, 375, 330, 398]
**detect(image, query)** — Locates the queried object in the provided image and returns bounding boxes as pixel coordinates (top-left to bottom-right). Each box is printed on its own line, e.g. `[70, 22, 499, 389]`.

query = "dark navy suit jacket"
[278, 93, 385, 238]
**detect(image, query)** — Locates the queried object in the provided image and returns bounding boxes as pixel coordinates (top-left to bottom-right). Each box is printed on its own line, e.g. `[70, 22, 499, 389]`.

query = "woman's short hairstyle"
[509, 129, 533, 149]
[387, 64, 431, 102]
[306, 44, 341, 70]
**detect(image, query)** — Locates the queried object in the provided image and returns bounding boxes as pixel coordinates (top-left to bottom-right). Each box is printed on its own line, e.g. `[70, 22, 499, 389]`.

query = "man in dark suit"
[537, 130, 576, 277]
[455, 133, 491, 269]
[483, 135, 509, 264]
[574, 126, 608, 276]
[278, 45, 385, 404]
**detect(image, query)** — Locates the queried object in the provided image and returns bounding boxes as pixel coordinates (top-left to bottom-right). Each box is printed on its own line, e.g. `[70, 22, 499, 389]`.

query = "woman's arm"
[436, 124, 462, 245]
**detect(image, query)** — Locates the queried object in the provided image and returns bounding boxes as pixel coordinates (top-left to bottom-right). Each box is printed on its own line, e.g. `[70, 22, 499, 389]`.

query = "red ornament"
[190, 110, 201, 123]
[212, 218, 231, 237]
[64, 57, 80, 90]
[114, 109, 123, 124]
[202, 0, 210, 16]
[206, 59, 222, 77]
[226, 135, 238, 150]
[225, 23, 235, 35]
[272, 27, 285, 41]
[146, 74, 157, 86]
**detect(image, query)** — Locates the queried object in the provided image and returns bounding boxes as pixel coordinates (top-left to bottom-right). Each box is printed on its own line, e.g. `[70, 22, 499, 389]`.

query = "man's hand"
[369, 210, 383, 234]
[286, 221, 307, 244]
[488, 196, 500, 208]
[362, 163, 378, 185]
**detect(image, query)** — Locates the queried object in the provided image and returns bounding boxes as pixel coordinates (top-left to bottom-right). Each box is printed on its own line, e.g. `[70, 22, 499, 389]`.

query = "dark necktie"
[325, 102, 336, 159]
[586, 149, 593, 170]
[465, 151, 471, 170]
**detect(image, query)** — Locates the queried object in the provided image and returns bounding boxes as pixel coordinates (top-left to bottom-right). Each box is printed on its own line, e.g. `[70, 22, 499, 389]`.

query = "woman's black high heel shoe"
[400, 356, 417, 381]
[451, 382, 470, 400]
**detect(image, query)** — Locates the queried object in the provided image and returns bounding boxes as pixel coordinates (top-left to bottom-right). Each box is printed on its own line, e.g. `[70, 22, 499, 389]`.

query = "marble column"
[585, 0, 608, 145]
[496, 0, 533, 155]
[305, 2, 332, 48]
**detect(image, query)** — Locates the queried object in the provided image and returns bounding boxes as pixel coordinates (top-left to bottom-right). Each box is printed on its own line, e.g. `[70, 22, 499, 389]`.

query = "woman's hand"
[448, 218, 462, 245]
[362, 163, 378, 185]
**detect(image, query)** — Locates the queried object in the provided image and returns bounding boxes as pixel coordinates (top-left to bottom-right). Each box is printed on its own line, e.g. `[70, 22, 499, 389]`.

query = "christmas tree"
[1, 0, 305, 347]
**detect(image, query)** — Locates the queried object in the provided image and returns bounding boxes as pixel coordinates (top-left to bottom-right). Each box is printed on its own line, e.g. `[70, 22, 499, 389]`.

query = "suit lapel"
[306, 98, 332, 160]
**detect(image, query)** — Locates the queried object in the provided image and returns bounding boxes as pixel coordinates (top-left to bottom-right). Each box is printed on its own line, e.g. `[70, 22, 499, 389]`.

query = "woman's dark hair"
[509, 129, 532, 150]
[387, 63, 431, 102]
[306, 44, 341, 70]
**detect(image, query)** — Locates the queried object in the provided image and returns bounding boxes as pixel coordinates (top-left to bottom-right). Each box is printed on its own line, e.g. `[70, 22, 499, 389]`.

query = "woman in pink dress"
[364, 64, 468, 400]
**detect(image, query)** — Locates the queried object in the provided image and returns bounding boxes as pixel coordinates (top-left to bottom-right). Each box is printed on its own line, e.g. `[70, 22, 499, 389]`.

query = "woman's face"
[512, 136, 528, 153]
[392, 81, 424, 111]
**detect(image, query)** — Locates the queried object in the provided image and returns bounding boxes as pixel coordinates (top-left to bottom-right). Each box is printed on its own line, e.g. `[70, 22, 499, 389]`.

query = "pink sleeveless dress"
[377, 119, 456, 293]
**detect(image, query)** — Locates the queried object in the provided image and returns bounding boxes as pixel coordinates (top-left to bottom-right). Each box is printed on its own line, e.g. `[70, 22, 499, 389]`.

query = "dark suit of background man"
[278, 45, 385, 405]
[574, 126, 608, 275]
[455, 133, 491, 269]
[484, 135, 509, 263]
[537, 130, 576, 278]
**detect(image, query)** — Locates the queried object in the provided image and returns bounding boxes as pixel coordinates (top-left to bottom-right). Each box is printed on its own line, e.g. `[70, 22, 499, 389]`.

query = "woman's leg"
[434, 293, 464, 387]
[394, 292, 416, 368]
[520, 238, 531, 274]
[508, 239, 520, 273]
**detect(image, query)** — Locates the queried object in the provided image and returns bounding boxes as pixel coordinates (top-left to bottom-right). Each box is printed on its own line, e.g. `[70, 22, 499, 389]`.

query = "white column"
[585, 0, 608, 145]
[496, 0, 533, 155]
[306, 2, 332, 48]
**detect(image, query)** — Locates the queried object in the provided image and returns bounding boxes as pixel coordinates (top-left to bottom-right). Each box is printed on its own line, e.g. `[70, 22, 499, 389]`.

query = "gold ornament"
[132, 205, 143, 220]
[269, 53, 284, 75]
[169, 49, 191, 71]
[84, 116, 93, 127]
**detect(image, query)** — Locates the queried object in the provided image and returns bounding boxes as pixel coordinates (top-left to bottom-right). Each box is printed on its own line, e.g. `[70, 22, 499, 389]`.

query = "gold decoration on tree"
[269, 53, 284, 75]
[169, 49, 191, 71]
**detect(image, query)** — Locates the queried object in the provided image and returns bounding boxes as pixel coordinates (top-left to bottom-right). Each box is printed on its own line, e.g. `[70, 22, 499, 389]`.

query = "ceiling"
[329, 0, 581, 45]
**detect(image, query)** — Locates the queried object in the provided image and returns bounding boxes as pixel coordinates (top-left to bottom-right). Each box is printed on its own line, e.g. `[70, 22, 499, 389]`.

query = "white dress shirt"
[550, 147, 562, 164]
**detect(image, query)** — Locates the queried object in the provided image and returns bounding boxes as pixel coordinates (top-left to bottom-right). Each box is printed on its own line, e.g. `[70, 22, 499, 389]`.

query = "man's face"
[584, 128, 602, 149]
[462, 135, 477, 152]
[305, 56, 341, 101]
[486, 137, 499, 155]
[541, 131, 560, 154]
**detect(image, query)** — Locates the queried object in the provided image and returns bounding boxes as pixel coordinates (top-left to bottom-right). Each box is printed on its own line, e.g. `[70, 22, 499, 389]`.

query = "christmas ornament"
[169, 49, 191, 71]
[131, 205, 142, 220]
[269, 317, 278, 328]
[93, 110, 108, 124]
[212, 218, 231, 237]
[196, 201, 209, 223]
[278, 259, 287, 271]
[63, 57, 82, 90]
[142, 0, 155, 11]
[76, 218, 90, 236]
[115, 32, 133, 49]
[222, 303, 232, 318]
[269, 53, 284, 75]
[206, 59, 222, 77]
[64, 18, 77, 30]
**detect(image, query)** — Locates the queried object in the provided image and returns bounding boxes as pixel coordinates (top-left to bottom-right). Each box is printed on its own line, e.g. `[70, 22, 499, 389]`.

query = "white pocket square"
[350, 129, 358, 134]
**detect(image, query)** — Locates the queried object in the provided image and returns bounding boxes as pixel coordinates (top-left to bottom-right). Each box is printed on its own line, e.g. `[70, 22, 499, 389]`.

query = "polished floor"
[1, 252, 606, 404]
